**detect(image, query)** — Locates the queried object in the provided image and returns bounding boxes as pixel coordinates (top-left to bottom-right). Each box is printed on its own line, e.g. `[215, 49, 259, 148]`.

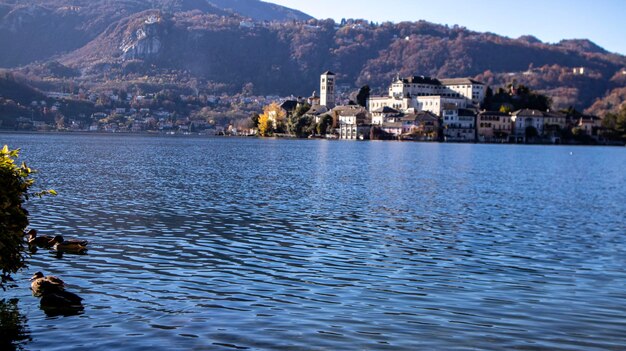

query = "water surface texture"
[2, 134, 625, 350]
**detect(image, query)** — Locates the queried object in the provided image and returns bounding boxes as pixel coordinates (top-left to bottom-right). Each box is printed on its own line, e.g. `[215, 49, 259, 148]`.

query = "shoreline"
[1, 129, 624, 146]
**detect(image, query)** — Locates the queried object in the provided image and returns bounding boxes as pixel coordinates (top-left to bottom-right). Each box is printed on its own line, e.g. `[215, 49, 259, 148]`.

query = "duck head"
[51, 235, 64, 244]
[27, 229, 37, 239]
[30, 271, 44, 281]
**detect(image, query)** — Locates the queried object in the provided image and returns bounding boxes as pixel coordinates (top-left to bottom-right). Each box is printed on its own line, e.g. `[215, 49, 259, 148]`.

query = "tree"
[261, 102, 287, 133]
[489, 83, 551, 112]
[249, 113, 260, 129]
[602, 104, 626, 141]
[287, 103, 311, 137]
[356, 85, 370, 107]
[298, 115, 314, 138]
[0, 146, 55, 289]
[257, 113, 272, 137]
[482, 86, 494, 110]
[317, 114, 333, 135]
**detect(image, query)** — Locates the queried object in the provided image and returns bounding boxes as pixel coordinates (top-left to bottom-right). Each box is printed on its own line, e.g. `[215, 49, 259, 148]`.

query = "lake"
[1, 133, 625, 350]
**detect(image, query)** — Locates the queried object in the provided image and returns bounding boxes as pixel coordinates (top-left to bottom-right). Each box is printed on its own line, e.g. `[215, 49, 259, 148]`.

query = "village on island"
[260, 70, 605, 144]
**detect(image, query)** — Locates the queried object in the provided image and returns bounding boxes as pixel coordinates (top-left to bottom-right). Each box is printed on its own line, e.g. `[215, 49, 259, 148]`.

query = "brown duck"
[27, 229, 55, 248]
[49, 235, 88, 254]
[30, 271, 65, 297]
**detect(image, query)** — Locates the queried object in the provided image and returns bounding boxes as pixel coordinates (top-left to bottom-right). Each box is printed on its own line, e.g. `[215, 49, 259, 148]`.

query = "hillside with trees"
[0, 0, 625, 115]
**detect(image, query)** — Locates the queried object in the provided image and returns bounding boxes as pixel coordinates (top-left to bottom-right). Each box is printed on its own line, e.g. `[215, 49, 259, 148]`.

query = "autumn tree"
[257, 113, 272, 137]
[261, 102, 287, 134]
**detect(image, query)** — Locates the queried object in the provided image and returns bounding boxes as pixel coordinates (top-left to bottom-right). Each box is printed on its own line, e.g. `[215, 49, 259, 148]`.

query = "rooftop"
[372, 106, 400, 114]
[305, 105, 329, 116]
[396, 76, 441, 85]
[440, 78, 484, 86]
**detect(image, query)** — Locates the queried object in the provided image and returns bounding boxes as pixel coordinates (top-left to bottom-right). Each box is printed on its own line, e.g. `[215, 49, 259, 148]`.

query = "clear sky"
[265, 0, 626, 55]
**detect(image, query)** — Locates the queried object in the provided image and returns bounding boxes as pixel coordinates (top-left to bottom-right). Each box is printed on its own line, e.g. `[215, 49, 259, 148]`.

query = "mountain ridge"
[0, 1, 625, 114]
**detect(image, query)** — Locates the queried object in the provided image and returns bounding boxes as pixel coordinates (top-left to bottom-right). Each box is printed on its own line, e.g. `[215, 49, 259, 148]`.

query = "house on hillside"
[334, 105, 370, 140]
[578, 115, 602, 137]
[443, 108, 476, 142]
[371, 106, 401, 125]
[510, 109, 546, 142]
[401, 111, 440, 141]
[304, 104, 329, 124]
[477, 111, 512, 142]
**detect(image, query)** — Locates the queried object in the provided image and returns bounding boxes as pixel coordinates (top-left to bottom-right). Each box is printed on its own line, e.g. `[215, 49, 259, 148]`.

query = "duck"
[49, 235, 88, 254]
[30, 271, 65, 297]
[31, 272, 84, 315]
[26, 229, 55, 248]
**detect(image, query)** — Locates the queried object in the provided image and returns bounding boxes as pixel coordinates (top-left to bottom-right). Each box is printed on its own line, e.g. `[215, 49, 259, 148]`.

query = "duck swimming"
[30, 272, 84, 315]
[49, 235, 88, 254]
[27, 229, 55, 248]
[30, 271, 65, 297]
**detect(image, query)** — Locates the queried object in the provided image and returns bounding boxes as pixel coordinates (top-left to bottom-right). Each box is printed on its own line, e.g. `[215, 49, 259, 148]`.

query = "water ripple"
[2, 134, 626, 350]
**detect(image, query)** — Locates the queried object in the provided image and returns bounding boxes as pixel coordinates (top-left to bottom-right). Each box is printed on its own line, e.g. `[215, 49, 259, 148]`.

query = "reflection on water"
[0, 299, 31, 351]
[1, 134, 626, 350]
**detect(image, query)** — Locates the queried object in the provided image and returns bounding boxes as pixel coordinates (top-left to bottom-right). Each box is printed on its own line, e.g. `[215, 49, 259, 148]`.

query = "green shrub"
[0, 146, 55, 289]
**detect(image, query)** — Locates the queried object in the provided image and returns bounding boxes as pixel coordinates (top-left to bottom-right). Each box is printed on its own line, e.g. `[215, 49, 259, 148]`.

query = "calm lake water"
[1, 133, 626, 350]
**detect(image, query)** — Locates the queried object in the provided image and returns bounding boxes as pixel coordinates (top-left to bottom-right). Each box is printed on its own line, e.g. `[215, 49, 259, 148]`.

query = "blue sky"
[265, 0, 626, 55]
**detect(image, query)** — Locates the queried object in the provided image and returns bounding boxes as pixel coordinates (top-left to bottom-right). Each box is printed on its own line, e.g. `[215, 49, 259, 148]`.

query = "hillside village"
[266, 71, 612, 144]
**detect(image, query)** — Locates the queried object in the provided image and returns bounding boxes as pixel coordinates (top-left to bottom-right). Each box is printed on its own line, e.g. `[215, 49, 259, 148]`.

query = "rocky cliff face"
[121, 15, 163, 60]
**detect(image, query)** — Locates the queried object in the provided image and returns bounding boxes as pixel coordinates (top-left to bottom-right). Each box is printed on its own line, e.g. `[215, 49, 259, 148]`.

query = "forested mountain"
[1, 0, 625, 113]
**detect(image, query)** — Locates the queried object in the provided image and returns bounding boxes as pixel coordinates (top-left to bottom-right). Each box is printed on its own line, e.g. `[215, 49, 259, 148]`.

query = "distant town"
[1, 69, 624, 145]
[252, 70, 622, 145]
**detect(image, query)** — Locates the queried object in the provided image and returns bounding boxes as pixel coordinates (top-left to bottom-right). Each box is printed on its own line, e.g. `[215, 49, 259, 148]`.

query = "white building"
[368, 75, 482, 116]
[371, 106, 401, 125]
[439, 78, 486, 106]
[334, 105, 370, 140]
[320, 71, 336, 108]
[386, 76, 485, 105]
[442, 108, 476, 142]
[414, 96, 467, 116]
[511, 109, 546, 141]
[368, 96, 411, 112]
